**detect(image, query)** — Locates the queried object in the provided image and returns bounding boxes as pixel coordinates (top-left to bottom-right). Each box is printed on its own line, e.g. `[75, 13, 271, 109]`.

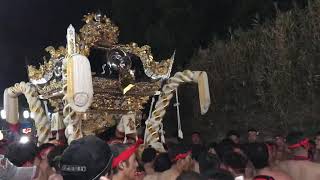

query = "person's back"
[276, 131, 320, 180]
[256, 167, 291, 180]
[277, 160, 320, 180]
[246, 143, 292, 180]
[149, 144, 193, 180]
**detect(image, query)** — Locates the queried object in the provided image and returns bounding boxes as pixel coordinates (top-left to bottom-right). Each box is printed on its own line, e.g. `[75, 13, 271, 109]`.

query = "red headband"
[254, 176, 275, 180]
[37, 146, 55, 159]
[172, 150, 192, 162]
[111, 139, 143, 168]
[49, 139, 66, 146]
[288, 138, 309, 149]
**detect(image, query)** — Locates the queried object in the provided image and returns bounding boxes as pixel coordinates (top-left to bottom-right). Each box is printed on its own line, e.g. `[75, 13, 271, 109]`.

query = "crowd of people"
[1, 128, 320, 180]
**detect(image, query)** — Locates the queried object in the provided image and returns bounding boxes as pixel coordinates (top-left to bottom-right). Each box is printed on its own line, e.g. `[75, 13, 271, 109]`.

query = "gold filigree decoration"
[91, 93, 150, 112]
[37, 79, 64, 98]
[92, 77, 161, 95]
[45, 46, 66, 60]
[81, 111, 116, 135]
[27, 60, 54, 81]
[115, 43, 174, 79]
[48, 98, 63, 112]
[24, 12, 179, 137]
[77, 13, 119, 56]
[27, 46, 65, 82]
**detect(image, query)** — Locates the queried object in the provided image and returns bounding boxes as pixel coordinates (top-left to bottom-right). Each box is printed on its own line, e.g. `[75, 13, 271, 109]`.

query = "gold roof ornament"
[77, 12, 119, 56]
[116, 43, 175, 80]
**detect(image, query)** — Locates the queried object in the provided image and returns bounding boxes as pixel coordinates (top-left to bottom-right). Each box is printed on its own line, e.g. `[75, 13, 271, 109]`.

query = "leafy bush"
[184, 0, 320, 139]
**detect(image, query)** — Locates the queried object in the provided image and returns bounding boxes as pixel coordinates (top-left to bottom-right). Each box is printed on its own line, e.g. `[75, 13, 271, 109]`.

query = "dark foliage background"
[177, 0, 320, 141]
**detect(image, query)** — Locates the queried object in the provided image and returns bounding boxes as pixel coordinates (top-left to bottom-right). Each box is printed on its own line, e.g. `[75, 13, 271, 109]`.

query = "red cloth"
[37, 146, 55, 160]
[288, 138, 309, 149]
[172, 151, 192, 162]
[111, 139, 143, 168]
[8, 123, 20, 133]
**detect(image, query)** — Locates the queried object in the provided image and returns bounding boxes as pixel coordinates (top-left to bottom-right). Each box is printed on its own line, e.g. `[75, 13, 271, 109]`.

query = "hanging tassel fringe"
[174, 88, 183, 139]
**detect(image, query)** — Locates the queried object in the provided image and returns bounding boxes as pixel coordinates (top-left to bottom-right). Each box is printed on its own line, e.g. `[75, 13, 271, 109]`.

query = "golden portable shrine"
[3, 12, 211, 151]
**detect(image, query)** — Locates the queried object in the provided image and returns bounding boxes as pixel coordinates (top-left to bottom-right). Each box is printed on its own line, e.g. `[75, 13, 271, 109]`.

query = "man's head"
[110, 143, 139, 180]
[198, 151, 220, 174]
[60, 135, 113, 180]
[215, 139, 236, 159]
[168, 144, 193, 171]
[286, 131, 309, 154]
[36, 143, 56, 176]
[315, 131, 320, 150]
[154, 153, 171, 172]
[47, 145, 67, 172]
[247, 128, 258, 143]
[207, 142, 217, 156]
[274, 135, 285, 148]
[191, 132, 202, 145]
[5, 141, 37, 167]
[246, 143, 269, 170]
[221, 152, 247, 176]
[141, 147, 156, 164]
[227, 130, 240, 144]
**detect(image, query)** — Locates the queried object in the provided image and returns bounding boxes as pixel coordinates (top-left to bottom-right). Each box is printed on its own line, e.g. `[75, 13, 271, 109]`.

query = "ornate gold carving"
[116, 43, 174, 79]
[80, 110, 142, 135]
[48, 98, 64, 112]
[37, 79, 64, 98]
[27, 46, 65, 82]
[45, 46, 66, 60]
[91, 93, 150, 112]
[77, 13, 119, 56]
[92, 77, 161, 95]
[27, 60, 55, 82]
[25, 12, 178, 137]
[81, 111, 116, 135]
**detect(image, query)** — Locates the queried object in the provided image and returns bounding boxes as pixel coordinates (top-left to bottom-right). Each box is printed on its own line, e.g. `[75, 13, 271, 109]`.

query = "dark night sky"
[0, 0, 112, 105]
[0, 0, 300, 107]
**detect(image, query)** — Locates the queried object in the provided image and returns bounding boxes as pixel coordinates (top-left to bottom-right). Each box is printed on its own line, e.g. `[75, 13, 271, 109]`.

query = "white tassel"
[174, 88, 183, 139]
[123, 136, 127, 143]
[160, 123, 165, 143]
[144, 92, 160, 145]
[67, 54, 93, 112]
[148, 96, 155, 119]
[43, 101, 50, 121]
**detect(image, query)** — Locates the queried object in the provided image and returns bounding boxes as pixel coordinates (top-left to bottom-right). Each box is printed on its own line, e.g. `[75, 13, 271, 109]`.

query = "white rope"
[174, 88, 183, 139]
[43, 101, 50, 121]
[4, 82, 51, 144]
[144, 94, 157, 145]
[144, 70, 211, 150]
[159, 123, 165, 143]
[148, 96, 156, 119]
